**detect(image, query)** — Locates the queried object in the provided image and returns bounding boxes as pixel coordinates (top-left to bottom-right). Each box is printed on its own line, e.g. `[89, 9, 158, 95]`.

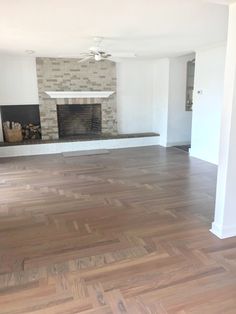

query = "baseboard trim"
[210, 222, 236, 239]
[159, 141, 191, 148]
[168, 141, 191, 147]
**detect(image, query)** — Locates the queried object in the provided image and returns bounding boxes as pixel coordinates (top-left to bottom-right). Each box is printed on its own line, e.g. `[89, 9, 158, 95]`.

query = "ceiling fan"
[78, 37, 136, 63]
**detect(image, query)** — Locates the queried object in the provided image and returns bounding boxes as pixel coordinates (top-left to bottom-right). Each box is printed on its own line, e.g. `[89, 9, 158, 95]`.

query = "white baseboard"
[0, 136, 160, 158]
[160, 141, 191, 148]
[168, 141, 191, 147]
[210, 222, 236, 239]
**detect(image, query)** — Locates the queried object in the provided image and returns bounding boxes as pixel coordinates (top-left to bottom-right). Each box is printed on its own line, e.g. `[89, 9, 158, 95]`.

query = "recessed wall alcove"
[1, 105, 41, 141]
[1, 105, 40, 126]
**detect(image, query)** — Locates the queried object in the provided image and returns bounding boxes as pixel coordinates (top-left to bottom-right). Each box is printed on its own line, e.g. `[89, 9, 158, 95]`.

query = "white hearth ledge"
[0, 136, 160, 158]
[45, 91, 114, 99]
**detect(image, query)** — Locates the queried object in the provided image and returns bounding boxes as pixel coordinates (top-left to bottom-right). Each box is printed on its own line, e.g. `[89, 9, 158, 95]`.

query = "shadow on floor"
[174, 145, 191, 152]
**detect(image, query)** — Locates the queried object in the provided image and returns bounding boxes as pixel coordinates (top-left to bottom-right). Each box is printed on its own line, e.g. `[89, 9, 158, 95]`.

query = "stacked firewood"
[3, 121, 21, 130]
[3, 121, 23, 142]
[3, 121, 42, 142]
[22, 123, 41, 140]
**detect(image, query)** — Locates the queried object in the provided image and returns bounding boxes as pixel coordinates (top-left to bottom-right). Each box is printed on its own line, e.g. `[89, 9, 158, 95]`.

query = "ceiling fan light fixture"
[78, 37, 137, 64]
[95, 54, 102, 61]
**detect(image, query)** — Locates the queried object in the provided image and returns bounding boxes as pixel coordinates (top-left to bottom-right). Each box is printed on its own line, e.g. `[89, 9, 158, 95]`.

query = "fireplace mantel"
[45, 91, 114, 99]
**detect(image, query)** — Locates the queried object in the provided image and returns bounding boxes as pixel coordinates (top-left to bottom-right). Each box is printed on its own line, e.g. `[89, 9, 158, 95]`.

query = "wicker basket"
[4, 127, 23, 143]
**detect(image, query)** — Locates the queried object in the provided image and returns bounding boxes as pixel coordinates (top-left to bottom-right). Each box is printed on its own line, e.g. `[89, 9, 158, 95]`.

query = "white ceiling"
[207, 0, 236, 5]
[0, 0, 229, 58]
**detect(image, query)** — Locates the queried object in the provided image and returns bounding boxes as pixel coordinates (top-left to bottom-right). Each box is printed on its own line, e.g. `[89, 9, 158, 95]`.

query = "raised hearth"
[0, 133, 159, 146]
[0, 132, 160, 157]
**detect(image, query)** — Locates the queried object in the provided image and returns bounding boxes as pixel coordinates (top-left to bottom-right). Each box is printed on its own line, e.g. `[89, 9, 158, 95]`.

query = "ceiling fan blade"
[110, 52, 136, 58]
[101, 53, 112, 59]
[81, 37, 137, 62]
[78, 56, 93, 63]
[78, 52, 90, 56]
[105, 56, 120, 63]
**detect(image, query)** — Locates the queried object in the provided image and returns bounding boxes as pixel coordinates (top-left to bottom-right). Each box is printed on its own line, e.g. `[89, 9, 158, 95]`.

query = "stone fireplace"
[36, 58, 117, 140]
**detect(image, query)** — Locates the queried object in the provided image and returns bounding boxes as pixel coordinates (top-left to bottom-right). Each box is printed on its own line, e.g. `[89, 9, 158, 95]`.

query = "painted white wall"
[190, 45, 226, 164]
[167, 54, 195, 146]
[211, 3, 236, 239]
[116, 60, 155, 134]
[152, 58, 170, 145]
[0, 54, 39, 105]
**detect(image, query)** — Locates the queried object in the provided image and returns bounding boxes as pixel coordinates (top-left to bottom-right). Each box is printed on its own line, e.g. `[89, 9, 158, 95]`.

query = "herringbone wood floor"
[0, 146, 236, 314]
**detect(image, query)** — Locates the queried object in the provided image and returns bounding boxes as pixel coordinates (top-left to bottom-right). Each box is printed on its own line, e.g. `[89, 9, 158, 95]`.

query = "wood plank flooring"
[0, 146, 236, 313]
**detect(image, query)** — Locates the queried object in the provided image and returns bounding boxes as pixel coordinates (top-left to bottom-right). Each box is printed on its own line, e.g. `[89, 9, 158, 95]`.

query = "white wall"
[167, 54, 195, 146]
[153, 48, 226, 159]
[116, 60, 155, 134]
[152, 58, 170, 145]
[190, 45, 226, 165]
[116, 55, 195, 144]
[0, 55, 39, 105]
[152, 54, 195, 147]
[211, 3, 236, 239]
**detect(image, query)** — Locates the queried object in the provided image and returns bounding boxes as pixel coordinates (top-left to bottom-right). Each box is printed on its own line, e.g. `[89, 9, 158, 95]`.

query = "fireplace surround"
[36, 58, 117, 140]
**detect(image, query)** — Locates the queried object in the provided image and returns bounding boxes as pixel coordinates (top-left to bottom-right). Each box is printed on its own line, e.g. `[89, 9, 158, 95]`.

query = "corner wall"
[167, 54, 195, 146]
[211, 3, 236, 239]
[152, 59, 170, 146]
[152, 54, 195, 147]
[190, 45, 226, 165]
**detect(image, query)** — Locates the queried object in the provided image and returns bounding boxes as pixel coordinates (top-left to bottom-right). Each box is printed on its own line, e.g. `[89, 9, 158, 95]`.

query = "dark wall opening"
[1, 105, 41, 125]
[1, 105, 41, 141]
[57, 104, 101, 138]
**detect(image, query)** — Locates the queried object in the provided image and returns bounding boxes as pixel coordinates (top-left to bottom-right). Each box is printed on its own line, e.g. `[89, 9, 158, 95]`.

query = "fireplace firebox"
[57, 104, 101, 138]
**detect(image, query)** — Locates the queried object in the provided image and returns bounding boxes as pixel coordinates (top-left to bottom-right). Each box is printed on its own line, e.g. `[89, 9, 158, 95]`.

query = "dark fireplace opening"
[1, 105, 41, 142]
[57, 104, 102, 138]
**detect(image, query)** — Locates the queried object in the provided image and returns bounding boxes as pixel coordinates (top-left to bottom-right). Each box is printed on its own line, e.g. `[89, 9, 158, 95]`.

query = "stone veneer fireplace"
[36, 58, 117, 140]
